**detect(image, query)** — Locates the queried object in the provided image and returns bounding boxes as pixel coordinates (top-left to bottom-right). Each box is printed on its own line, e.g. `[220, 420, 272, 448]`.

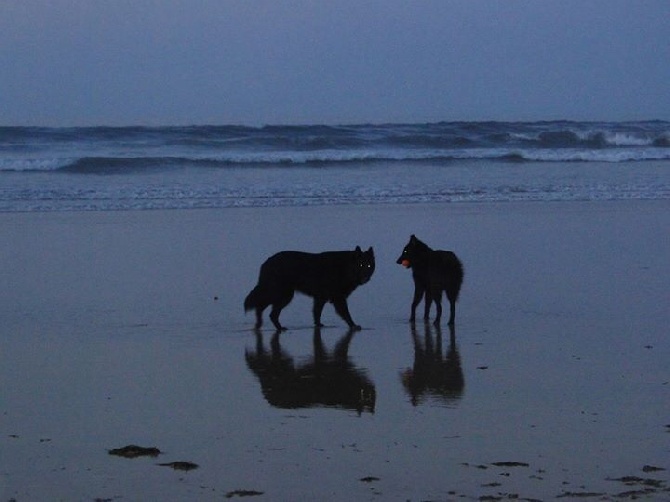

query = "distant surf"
[1, 121, 669, 211]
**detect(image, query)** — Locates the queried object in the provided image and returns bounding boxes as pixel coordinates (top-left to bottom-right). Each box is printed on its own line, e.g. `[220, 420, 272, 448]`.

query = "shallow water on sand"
[1, 201, 669, 500]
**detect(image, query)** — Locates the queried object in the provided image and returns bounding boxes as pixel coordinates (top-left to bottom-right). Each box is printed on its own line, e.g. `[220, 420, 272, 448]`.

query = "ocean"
[1, 121, 668, 212]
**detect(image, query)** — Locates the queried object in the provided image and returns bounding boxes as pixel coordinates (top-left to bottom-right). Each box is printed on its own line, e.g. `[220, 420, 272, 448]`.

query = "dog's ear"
[367, 246, 374, 255]
[410, 234, 417, 241]
[355, 245, 362, 253]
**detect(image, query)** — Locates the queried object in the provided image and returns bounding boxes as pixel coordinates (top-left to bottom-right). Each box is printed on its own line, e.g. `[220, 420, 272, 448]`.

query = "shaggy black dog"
[397, 235, 463, 326]
[245, 246, 375, 331]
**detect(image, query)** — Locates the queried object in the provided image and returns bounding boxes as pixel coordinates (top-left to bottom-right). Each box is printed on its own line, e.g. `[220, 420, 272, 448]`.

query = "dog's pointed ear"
[355, 245, 362, 253]
[410, 234, 417, 241]
[367, 246, 374, 255]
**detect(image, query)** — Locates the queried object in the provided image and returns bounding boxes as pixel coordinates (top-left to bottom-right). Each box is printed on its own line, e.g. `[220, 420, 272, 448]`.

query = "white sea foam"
[1, 121, 668, 211]
[603, 131, 653, 146]
[0, 157, 74, 172]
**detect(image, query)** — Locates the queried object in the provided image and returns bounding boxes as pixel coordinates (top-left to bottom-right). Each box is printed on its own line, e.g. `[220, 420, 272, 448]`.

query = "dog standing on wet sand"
[245, 246, 375, 331]
[397, 235, 464, 326]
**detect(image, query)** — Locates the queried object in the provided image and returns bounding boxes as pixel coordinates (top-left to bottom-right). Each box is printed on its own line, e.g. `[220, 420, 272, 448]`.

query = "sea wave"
[0, 157, 75, 172]
[1, 121, 668, 173]
[1, 149, 669, 173]
[2, 121, 668, 142]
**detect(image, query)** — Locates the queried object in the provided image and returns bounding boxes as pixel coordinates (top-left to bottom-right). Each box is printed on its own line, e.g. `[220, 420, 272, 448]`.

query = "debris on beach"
[491, 461, 530, 467]
[557, 491, 605, 498]
[158, 461, 199, 471]
[607, 475, 664, 488]
[642, 465, 666, 473]
[108, 444, 162, 458]
[360, 476, 380, 483]
[461, 462, 489, 470]
[225, 489, 264, 498]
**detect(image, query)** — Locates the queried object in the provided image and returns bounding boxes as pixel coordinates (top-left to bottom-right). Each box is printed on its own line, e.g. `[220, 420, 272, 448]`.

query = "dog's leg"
[447, 299, 456, 326]
[254, 307, 263, 329]
[269, 307, 285, 331]
[423, 291, 432, 320]
[433, 295, 443, 326]
[333, 298, 361, 330]
[410, 285, 424, 322]
[446, 289, 457, 325]
[269, 290, 293, 331]
[313, 298, 327, 327]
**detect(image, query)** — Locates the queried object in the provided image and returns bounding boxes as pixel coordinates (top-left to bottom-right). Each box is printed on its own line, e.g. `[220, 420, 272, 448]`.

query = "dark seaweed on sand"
[642, 465, 666, 472]
[158, 461, 199, 471]
[557, 491, 605, 498]
[108, 445, 161, 458]
[491, 461, 530, 467]
[608, 476, 665, 488]
[225, 489, 264, 498]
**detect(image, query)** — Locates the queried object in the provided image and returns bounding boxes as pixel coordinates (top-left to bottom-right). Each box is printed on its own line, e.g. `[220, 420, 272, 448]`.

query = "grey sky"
[2, 1, 668, 126]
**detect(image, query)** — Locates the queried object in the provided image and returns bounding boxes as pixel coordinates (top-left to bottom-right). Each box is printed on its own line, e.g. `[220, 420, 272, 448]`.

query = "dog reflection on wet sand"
[245, 328, 376, 414]
[401, 322, 464, 407]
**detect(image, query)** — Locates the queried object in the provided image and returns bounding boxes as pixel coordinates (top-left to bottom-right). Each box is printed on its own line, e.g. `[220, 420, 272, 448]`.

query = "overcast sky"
[2, 1, 669, 126]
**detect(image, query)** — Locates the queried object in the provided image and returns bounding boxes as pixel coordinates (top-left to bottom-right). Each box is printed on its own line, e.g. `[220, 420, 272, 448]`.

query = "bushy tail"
[440, 252, 464, 302]
[244, 286, 261, 312]
[450, 257, 465, 301]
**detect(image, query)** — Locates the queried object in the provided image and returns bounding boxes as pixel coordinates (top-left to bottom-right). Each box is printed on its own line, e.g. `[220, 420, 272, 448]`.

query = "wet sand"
[1, 200, 669, 500]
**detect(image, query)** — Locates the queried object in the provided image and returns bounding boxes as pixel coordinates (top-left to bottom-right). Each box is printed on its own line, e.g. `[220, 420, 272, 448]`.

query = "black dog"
[397, 235, 464, 326]
[245, 246, 375, 331]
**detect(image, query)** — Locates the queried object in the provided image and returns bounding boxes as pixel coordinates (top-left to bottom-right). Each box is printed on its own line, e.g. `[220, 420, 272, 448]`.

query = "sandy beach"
[1, 200, 668, 501]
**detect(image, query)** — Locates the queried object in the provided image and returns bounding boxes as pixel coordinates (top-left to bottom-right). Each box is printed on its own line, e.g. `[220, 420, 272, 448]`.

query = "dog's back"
[415, 249, 463, 302]
[255, 250, 372, 298]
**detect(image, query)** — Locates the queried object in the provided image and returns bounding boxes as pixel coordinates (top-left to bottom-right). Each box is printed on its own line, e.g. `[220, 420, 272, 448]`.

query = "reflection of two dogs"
[401, 322, 464, 407]
[245, 328, 376, 414]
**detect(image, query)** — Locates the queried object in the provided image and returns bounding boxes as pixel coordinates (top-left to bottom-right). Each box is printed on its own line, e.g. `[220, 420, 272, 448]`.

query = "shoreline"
[1, 194, 669, 214]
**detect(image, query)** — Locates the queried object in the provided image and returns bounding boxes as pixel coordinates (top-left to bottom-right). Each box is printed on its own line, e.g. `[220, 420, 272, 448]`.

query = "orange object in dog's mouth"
[401, 259, 411, 268]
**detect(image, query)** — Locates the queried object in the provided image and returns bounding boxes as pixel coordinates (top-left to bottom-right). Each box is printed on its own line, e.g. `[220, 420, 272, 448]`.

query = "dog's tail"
[450, 256, 465, 301]
[244, 286, 262, 312]
[442, 253, 464, 302]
